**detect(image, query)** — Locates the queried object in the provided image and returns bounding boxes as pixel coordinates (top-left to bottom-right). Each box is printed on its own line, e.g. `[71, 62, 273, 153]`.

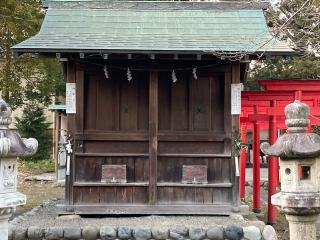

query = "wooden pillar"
[252, 105, 261, 213]
[231, 63, 240, 210]
[149, 71, 158, 205]
[65, 61, 75, 207]
[268, 100, 278, 224]
[54, 111, 61, 179]
[239, 123, 247, 200]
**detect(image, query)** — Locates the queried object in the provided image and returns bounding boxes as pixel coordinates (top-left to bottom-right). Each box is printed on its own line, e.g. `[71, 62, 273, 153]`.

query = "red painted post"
[268, 100, 278, 224]
[239, 124, 247, 200]
[295, 90, 302, 101]
[252, 105, 261, 213]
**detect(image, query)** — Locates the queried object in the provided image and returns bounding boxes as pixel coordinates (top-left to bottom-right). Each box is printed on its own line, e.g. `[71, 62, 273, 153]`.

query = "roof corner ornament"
[0, 98, 38, 157]
[261, 100, 320, 159]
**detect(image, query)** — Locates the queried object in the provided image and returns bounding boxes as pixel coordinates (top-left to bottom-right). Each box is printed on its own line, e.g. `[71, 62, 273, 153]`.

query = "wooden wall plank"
[192, 76, 211, 131]
[96, 73, 116, 130]
[158, 72, 171, 130]
[211, 75, 225, 132]
[138, 73, 149, 131]
[171, 74, 189, 130]
[149, 71, 158, 205]
[84, 74, 97, 130]
[120, 73, 138, 131]
[74, 187, 100, 204]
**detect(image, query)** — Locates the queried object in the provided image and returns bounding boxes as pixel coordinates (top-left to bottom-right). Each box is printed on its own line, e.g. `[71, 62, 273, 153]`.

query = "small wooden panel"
[75, 156, 149, 183]
[101, 165, 127, 183]
[73, 186, 149, 204]
[157, 187, 231, 204]
[157, 157, 231, 183]
[158, 141, 224, 154]
[182, 165, 208, 184]
[74, 186, 100, 204]
[99, 187, 148, 204]
[85, 141, 148, 153]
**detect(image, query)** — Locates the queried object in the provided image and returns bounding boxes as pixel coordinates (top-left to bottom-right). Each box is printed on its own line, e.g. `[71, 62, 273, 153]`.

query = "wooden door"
[156, 71, 233, 205]
[73, 69, 150, 205]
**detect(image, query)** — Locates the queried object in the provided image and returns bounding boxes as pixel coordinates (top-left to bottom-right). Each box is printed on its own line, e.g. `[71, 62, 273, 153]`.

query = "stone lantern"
[261, 100, 320, 240]
[0, 98, 38, 239]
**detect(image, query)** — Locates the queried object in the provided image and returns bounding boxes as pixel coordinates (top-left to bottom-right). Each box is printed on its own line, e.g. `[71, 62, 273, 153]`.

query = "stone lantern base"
[272, 192, 320, 240]
[0, 192, 26, 239]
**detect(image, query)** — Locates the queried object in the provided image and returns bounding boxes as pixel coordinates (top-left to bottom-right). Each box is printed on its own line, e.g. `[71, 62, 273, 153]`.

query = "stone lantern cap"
[0, 98, 38, 157]
[261, 100, 320, 159]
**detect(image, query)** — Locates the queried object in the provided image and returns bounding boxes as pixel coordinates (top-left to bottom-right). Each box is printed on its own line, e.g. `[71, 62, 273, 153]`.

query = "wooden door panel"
[96, 74, 116, 130]
[171, 74, 189, 130]
[84, 71, 149, 132]
[120, 77, 139, 131]
[192, 76, 211, 131]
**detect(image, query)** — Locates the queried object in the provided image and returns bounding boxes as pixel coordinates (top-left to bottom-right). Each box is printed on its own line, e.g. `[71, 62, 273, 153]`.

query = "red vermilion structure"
[240, 80, 320, 224]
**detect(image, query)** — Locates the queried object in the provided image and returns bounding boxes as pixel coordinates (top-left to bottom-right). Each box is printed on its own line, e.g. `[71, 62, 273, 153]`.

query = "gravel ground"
[10, 199, 253, 229]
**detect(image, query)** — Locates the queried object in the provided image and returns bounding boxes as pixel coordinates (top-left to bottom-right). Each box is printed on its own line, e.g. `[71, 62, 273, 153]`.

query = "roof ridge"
[42, 0, 269, 10]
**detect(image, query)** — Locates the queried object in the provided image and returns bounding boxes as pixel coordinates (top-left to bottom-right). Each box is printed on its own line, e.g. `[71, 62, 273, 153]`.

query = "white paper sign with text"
[231, 83, 242, 115]
[66, 83, 76, 114]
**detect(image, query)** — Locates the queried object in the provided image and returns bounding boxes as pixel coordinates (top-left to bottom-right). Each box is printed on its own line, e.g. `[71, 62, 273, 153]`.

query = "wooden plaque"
[101, 165, 127, 183]
[182, 165, 208, 184]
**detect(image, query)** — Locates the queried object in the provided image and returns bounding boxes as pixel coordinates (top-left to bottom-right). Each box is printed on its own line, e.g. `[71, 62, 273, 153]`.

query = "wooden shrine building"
[12, 0, 292, 214]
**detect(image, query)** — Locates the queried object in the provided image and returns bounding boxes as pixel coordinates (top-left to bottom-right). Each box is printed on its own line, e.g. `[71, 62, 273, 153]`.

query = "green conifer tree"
[15, 103, 52, 161]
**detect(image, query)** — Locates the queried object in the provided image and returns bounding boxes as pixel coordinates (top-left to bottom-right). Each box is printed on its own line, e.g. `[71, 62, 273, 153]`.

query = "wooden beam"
[149, 71, 158, 205]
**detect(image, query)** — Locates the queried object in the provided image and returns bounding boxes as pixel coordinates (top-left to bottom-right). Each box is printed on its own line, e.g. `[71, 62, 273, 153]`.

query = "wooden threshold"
[61, 204, 234, 215]
[73, 182, 149, 187]
[157, 153, 231, 158]
[75, 153, 230, 158]
[73, 182, 231, 187]
[157, 182, 232, 187]
[74, 153, 149, 157]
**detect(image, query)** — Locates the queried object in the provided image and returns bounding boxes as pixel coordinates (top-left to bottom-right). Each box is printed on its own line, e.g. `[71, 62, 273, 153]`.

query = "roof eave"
[11, 47, 296, 57]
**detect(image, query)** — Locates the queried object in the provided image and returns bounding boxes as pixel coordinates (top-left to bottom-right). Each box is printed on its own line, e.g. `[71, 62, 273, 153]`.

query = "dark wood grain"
[149, 71, 158, 205]
[66, 61, 76, 206]
[68, 61, 236, 212]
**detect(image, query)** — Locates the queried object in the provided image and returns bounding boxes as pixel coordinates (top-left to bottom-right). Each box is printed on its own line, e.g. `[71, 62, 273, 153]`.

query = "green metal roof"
[48, 104, 66, 110]
[12, 0, 293, 55]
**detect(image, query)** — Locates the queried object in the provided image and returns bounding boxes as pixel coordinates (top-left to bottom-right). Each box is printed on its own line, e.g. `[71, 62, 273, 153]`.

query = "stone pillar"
[0, 98, 38, 240]
[261, 100, 320, 240]
[286, 214, 318, 240]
